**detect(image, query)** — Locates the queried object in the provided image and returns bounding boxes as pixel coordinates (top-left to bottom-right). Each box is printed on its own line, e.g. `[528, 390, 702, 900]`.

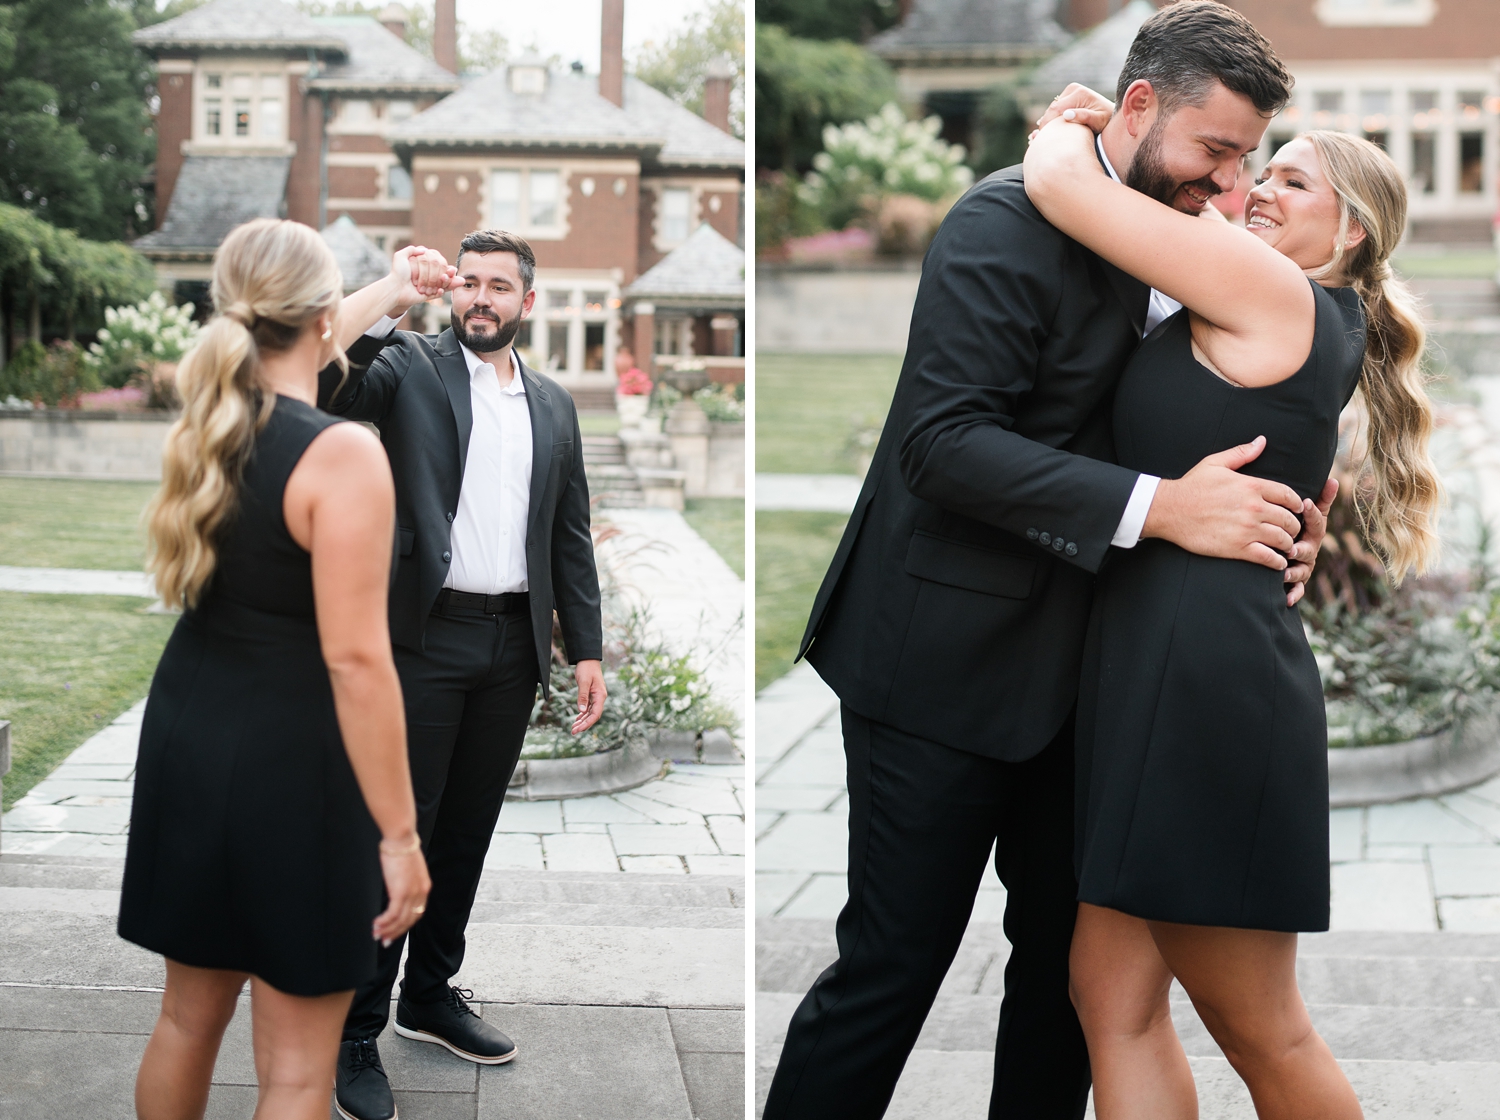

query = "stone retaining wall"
[0, 410, 173, 481]
[756, 266, 921, 354]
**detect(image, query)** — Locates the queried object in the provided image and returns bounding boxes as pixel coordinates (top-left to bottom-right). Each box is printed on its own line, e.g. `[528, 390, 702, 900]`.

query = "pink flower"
[617, 367, 653, 396]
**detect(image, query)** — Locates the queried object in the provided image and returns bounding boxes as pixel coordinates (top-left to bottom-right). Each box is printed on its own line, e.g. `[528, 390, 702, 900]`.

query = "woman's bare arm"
[334, 245, 457, 351]
[284, 422, 429, 943]
[1023, 119, 1313, 386]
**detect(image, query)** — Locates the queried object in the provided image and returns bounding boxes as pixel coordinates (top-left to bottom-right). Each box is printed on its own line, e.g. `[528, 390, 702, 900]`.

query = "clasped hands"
[384, 242, 464, 317]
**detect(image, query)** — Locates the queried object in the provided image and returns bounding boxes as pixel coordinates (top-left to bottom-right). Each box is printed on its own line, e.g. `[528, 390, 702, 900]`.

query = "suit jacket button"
[1038, 532, 1051, 546]
[1053, 537, 1065, 552]
[1026, 528, 1039, 541]
[1065, 542, 1078, 556]
[446, 511, 455, 522]
[442, 550, 451, 562]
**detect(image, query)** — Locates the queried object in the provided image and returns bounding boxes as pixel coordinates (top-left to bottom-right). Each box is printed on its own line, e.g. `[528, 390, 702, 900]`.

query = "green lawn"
[755, 353, 903, 691]
[0, 592, 175, 810]
[683, 498, 745, 578]
[0, 477, 158, 570]
[1393, 249, 1499, 280]
[756, 353, 903, 475]
[578, 411, 622, 436]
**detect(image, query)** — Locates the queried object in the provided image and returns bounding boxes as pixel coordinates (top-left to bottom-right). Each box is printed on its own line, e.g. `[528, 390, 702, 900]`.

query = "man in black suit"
[323, 230, 604, 1120]
[764, 5, 1331, 1118]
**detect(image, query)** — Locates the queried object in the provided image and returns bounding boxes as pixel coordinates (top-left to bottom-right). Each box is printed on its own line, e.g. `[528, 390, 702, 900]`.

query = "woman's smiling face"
[1244, 136, 1364, 275]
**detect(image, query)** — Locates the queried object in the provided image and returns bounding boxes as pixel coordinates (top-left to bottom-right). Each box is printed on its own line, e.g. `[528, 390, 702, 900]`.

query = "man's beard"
[1126, 117, 1221, 212]
[451, 306, 521, 353]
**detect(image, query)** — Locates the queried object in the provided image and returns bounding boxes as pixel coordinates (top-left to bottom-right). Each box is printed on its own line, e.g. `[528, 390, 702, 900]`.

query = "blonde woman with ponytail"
[1015, 84, 1440, 1119]
[119, 219, 454, 1120]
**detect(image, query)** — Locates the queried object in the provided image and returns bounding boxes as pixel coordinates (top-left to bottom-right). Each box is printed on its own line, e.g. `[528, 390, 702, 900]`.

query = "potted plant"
[615, 365, 653, 429]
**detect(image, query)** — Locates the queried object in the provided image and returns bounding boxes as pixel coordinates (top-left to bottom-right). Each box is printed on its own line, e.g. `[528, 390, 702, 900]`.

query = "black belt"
[434, 588, 529, 615]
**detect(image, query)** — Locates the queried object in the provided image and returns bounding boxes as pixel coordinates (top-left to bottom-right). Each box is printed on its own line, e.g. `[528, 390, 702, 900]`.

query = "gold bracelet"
[380, 834, 421, 857]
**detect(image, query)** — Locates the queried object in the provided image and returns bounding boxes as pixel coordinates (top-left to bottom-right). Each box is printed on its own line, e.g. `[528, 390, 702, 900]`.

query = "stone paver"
[755, 660, 1500, 1116]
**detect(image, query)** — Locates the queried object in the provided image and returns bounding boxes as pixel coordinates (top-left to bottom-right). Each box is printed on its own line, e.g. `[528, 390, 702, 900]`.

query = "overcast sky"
[456, 0, 720, 69]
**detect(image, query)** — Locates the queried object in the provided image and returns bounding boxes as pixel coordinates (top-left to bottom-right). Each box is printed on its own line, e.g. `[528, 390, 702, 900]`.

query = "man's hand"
[385, 244, 459, 318]
[1283, 477, 1338, 607]
[1143, 436, 1306, 571]
[572, 660, 607, 735]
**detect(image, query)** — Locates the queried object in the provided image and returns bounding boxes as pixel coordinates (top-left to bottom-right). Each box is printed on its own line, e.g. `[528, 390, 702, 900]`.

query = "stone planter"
[507, 738, 663, 801]
[1329, 704, 1500, 808]
[615, 392, 650, 429]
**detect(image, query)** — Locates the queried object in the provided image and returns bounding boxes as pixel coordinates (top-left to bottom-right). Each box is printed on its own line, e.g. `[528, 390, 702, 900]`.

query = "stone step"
[1, 855, 746, 1120]
[756, 916, 1500, 1118]
[1412, 277, 1500, 320]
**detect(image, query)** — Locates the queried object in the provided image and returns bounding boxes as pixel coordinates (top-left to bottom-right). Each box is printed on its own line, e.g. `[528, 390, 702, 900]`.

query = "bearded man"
[318, 229, 605, 1120]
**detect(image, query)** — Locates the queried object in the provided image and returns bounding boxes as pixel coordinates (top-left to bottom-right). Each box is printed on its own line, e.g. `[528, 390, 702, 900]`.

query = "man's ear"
[520, 287, 538, 318]
[1118, 79, 1157, 139]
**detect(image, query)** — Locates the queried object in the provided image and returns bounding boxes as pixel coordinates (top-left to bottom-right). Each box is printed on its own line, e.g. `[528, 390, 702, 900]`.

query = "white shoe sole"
[333, 1100, 397, 1120]
[393, 1022, 518, 1065]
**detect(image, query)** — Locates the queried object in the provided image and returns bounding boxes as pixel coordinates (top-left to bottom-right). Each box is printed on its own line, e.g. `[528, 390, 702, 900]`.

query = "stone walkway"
[754, 474, 860, 513]
[0, 566, 155, 597]
[755, 662, 1500, 1117]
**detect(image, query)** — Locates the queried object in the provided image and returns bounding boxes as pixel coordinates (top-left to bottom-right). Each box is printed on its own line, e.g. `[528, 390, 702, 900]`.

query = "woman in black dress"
[1024, 94, 1440, 1118]
[119, 220, 448, 1119]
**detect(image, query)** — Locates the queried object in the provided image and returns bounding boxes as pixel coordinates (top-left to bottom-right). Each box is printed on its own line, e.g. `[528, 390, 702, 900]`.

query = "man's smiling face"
[448, 250, 536, 355]
[1125, 81, 1272, 214]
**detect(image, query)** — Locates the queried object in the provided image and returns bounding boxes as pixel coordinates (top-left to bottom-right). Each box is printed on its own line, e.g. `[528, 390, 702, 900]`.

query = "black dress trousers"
[344, 599, 538, 1040]
[763, 706, 1090, 1120]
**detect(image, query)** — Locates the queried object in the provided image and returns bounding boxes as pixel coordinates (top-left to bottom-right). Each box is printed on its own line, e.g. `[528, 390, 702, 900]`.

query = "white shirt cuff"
[365, 315, 401, 339]
[1111, 474, 1160, 549]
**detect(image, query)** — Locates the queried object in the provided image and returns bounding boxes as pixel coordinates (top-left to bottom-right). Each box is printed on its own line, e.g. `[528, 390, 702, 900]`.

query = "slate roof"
[388, 68, 744, 170]
[1025, 0, 1155, 106]
[133, 156, 291, 255]
[321, 215, 390, 291]
[624, 223, 744, 305]
[132, 0, 346, 55]
[307, 17, 460, 93]
[868, 0, 1070, 61]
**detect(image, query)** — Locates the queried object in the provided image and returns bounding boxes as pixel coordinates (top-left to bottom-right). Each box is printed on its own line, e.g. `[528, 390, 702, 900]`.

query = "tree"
[755, 22, 897, 173]
[0, 0, 156, 240]
[633, 0, 744, 138]
[970, 82, 1031, 178]
[756, 0, 899, 42]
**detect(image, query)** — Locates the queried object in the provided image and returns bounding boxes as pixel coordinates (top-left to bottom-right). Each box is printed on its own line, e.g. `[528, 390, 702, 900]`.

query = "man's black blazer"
[800, 165, 1152, 762]
[320, 328, 602, 695]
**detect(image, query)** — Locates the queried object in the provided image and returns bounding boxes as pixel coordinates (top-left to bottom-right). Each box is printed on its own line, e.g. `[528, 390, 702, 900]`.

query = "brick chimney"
[378, 3, 407, 39]
[703, 57, 734, 134]
[434, 0, 458, 74]
[1067, 0, 1113, 31]
[600, 0, 624, 108]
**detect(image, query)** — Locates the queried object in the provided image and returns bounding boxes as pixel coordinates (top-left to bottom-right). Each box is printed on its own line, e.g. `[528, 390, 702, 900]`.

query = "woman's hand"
[1030, 83, 1114, 140]
[373, 833, 431, 945]
[386, 245, 458, 313]
[1023, 112, 1103, 205]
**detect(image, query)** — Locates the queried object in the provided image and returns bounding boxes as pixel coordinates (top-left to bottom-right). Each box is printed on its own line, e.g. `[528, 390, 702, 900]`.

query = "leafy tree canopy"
[755, 22, 897, 173]
[0, 0, 156, 240]
[633, 0, 744, 139]
[756, 0, 899, 42]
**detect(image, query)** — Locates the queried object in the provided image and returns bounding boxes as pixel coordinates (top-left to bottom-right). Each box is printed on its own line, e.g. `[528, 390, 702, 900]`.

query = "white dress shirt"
[442, 345, 533, 594]
[1096, 135, 1172, 549]
[365, 317, 534, 590]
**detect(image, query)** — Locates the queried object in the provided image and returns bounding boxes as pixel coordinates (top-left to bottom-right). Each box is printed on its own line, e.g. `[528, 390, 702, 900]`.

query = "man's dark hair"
[1116, 1, 1293, 118]
[456, 229, 537, 291]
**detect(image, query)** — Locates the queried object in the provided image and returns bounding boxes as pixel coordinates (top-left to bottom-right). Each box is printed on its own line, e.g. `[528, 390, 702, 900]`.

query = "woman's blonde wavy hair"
[147, 219, 346, 608]
[1302, 130, 1441, 583]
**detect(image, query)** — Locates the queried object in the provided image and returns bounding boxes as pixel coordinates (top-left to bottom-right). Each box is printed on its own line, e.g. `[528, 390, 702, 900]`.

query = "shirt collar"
[459, 343, 525, 396]
[1097, 133, 1122, 184]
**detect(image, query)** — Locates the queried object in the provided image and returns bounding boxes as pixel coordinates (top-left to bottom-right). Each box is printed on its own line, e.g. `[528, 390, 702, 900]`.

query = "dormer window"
[509, 59, 547, 96]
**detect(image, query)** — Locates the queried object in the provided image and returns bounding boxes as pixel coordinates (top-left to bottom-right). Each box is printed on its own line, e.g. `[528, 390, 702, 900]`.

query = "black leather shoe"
[334, 1037, 396, 1120]
[394, 985, 517, 1064]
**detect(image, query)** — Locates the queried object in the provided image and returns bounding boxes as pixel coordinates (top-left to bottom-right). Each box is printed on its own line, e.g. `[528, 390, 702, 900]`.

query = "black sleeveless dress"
[1074, 282, 1365, 933]
[119, 396, 383, 995]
